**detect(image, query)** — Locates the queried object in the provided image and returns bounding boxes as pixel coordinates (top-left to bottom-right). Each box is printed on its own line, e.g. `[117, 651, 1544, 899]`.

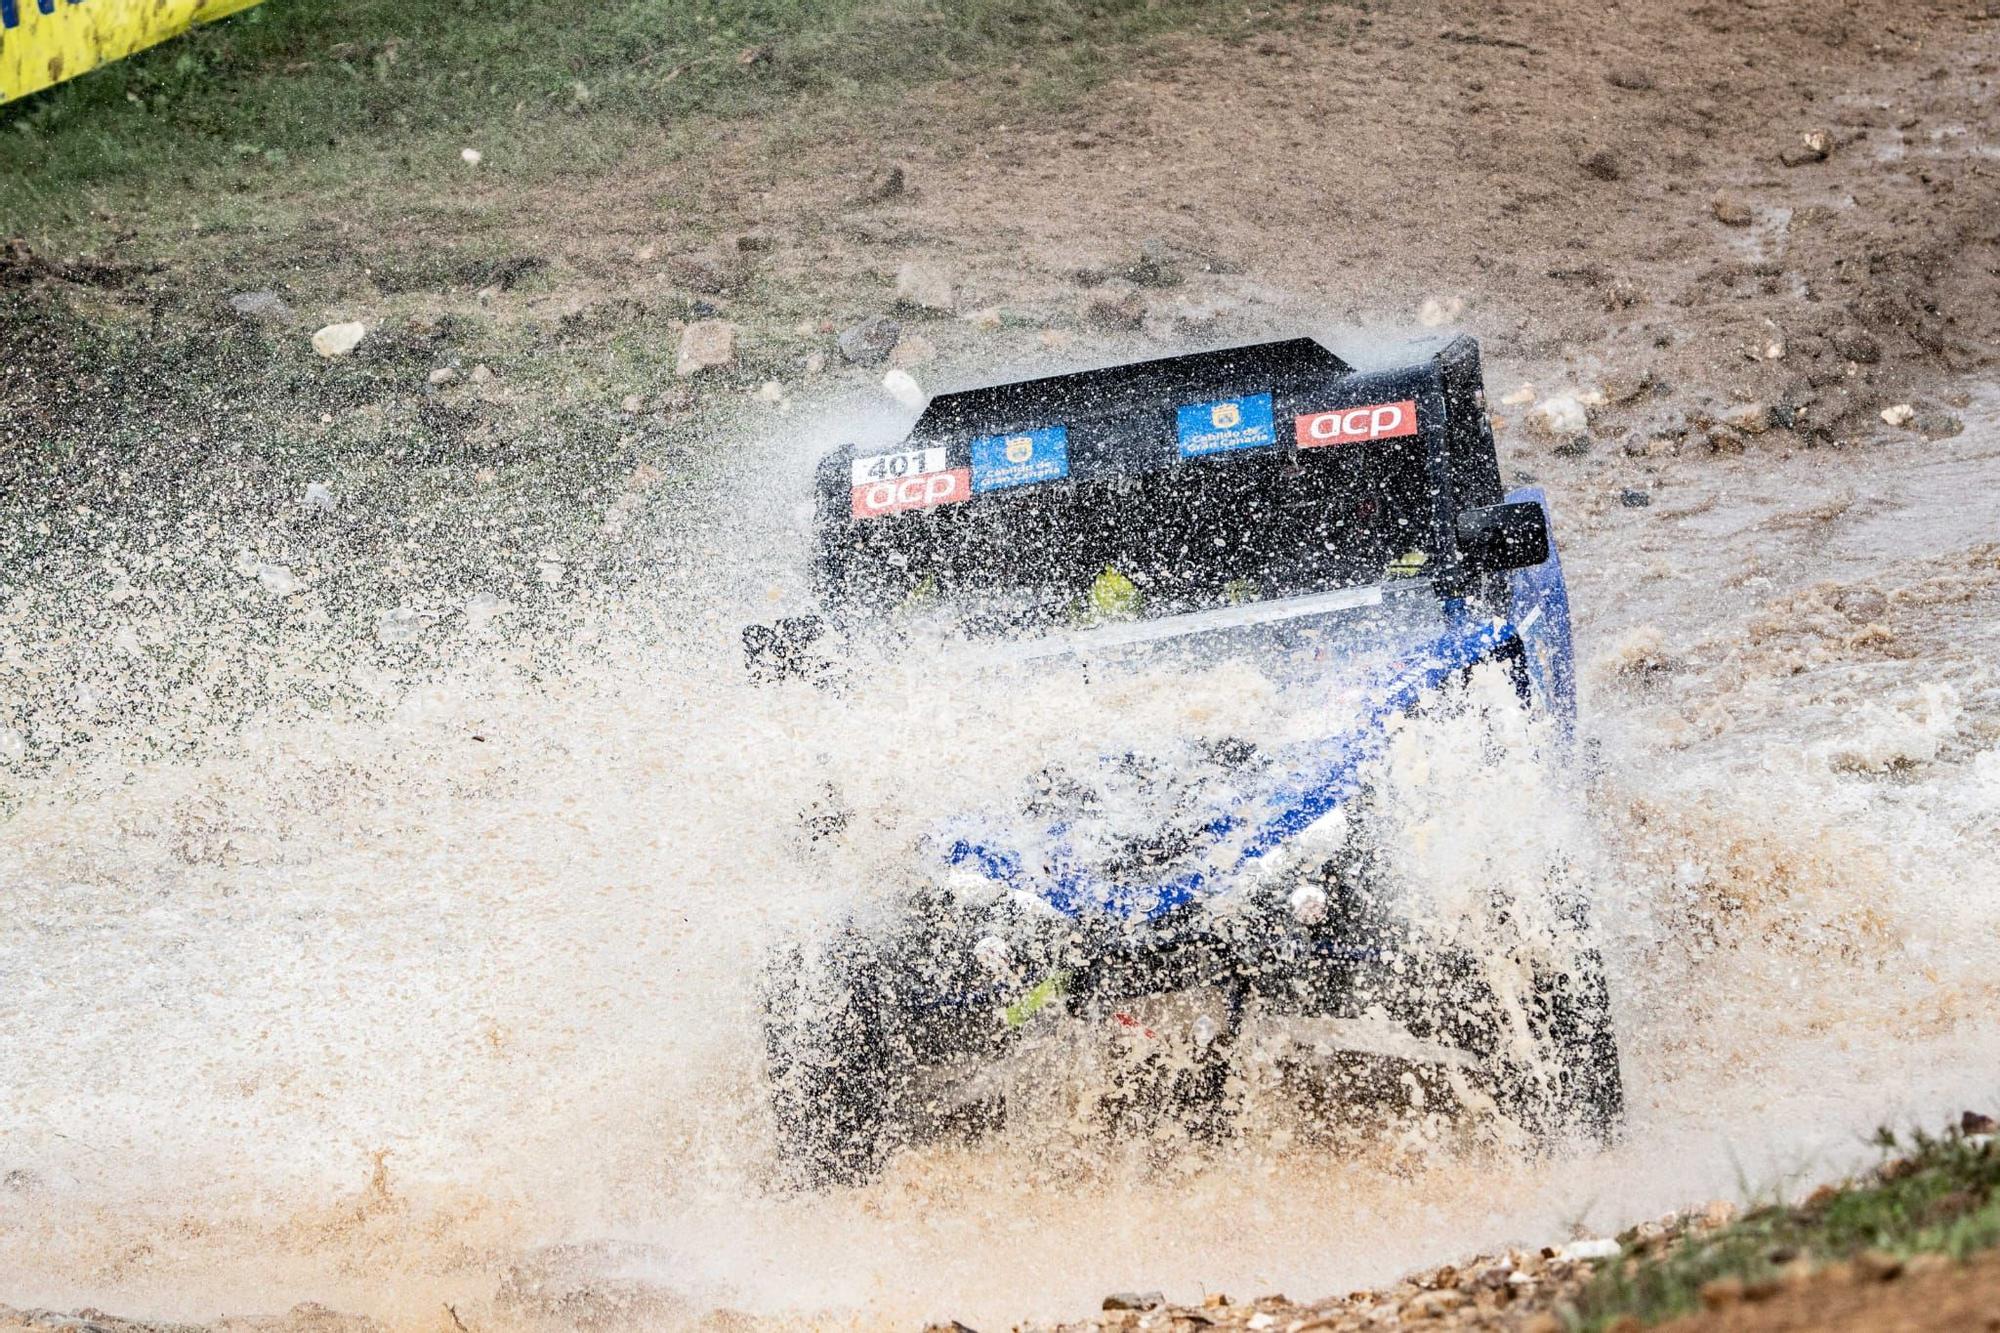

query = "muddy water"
[2, 390, 1998, 1330]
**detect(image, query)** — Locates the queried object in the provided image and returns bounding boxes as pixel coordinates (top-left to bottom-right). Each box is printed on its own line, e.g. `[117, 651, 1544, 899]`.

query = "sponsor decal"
[851, 466, 971, 519]
[850, 446, 948, 488]
[1294, 399, 1420, 448]
[970, 424, 1069, 493]
[1177, 392, 1276, 457]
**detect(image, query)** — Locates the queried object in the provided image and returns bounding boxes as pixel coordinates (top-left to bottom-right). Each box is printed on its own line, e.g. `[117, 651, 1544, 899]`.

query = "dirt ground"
[4, 0, 2000, 1329]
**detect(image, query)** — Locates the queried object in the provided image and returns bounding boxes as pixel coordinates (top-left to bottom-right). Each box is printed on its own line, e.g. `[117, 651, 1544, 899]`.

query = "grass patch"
[1575, 1125, 2000, 1329]
[1, 0, 1281, 239]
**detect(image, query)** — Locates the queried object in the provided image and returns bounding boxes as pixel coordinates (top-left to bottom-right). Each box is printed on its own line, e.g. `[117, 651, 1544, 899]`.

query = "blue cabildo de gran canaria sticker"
[970, 424, 1070, 493]
[1177, 392, 1276, 457]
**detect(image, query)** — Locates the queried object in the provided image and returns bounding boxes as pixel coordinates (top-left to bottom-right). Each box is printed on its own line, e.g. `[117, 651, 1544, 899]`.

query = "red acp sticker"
[1294, 399, 1420, 448]
[850, 467, 972, 519]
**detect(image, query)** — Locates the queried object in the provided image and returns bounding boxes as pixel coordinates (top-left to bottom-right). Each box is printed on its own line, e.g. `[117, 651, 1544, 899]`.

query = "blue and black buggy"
[747, 336, 1622, 1187]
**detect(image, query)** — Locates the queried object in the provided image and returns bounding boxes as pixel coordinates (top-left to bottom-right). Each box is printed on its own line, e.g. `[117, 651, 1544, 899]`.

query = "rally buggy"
[746, 335, 1623, 1187]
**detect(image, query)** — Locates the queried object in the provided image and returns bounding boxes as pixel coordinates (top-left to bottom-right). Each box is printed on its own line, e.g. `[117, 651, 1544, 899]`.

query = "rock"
[1880, 403, 1916, 427]
[1606, 66, 1655, 90]
[888, 333, 937, 367]
[302, 482, 336, 513]
[838, 315, 903, 365]
[676, 320, 736, 376]
[1124, 238, 1184, 288]
[228, 290, 293, 323]
[1083, 280, 1146, 330]
[1966, 1112, 1999, 1135]
[882, 369, 926, 409]
[803, 351, 827, 376]
[1779, 131, 1831, 166]
[1830, 326, 1881, 363]
[311, 321, 367, 358]
[894, 262, 957, 313]
[1500, 383, 1537, 407]
[461, 147, 483, 166]
[1725, 402, 1774, 435]
[1556, 1238, 1621, 1262]
[1101, 1292, 1165, 1312]
[962, 306, 1005, 331]
[469, 363, 495, 384]
[1710, 192, 1754, 226]
[1527, 395, 1589, 440]
[1581, 149, 1624, 181]
[621, 393, 645, 413]
[1620, 487, 1652, 508]
[755, 380, 786, 406]
[850, 164, 906, 205]
[427, 366, 459, 385]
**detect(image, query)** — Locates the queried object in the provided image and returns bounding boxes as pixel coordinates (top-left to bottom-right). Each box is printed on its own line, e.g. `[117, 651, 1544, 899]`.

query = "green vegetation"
[1576, 1125, 2000, 1328]
[1, 0, 1277, 236]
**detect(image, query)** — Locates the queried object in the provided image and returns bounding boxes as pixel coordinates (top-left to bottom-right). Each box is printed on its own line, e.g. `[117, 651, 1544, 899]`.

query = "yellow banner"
[2, 0, 264, 104]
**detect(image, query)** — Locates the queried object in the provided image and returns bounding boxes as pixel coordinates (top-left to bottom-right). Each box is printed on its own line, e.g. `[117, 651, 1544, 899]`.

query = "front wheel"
[762, 934, 899, 1188]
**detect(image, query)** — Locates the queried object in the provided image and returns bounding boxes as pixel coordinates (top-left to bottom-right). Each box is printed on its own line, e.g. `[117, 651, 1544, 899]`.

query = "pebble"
[1500, 383, 1537, 407]
[755, 381, 786, 405]
[1556, 1238, 1622, 1262]
[1710, 192, 1754, 226]
[676, 320, 736, 376]
[1102, 1292, 1165, 1312]
[963, 306, 1005, 331]
[621, 393, 644, 413]
[302, 482, 336, 513]
[1620, 487, 1652, 508]
[1963, 1110, 1997, 1135]
[461, 147, 483, 166]
[311, 321, 367, 358]
[1880, 403, 1916, 427]
[427, 367, 459, 385]
[895, 262, 957, 313]
[1528, 395, 1589, 440]
[838, 315, 903, 365]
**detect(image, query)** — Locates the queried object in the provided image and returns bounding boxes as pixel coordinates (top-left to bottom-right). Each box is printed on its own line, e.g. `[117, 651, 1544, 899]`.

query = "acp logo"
[1295, 399, 1419, 449]
[851, 468, 971, 519]
[1210, 402, 1242, 430]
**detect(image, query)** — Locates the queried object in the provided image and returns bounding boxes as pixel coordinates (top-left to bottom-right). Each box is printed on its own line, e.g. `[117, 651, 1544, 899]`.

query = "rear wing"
[812, 334, 1512, 599]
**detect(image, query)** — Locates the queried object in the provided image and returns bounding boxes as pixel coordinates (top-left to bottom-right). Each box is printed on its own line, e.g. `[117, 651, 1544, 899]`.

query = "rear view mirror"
[1456, 501, 1550, 572]
[743, 615, 828, 684]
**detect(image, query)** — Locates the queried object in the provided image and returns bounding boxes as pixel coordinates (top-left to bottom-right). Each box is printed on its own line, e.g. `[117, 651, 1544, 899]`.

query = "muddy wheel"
[762, 934, 899, 1189]
[1534, 949, 1624, 1142]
